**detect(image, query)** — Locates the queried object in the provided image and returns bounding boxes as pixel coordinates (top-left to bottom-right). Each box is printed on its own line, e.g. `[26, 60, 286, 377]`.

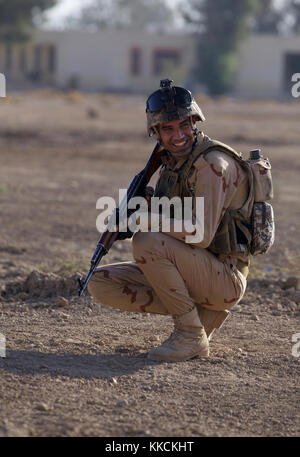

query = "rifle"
[78, 142, 162, 297]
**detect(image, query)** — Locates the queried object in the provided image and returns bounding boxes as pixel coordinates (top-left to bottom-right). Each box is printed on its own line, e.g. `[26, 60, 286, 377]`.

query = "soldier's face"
[158, 117, 194, 155]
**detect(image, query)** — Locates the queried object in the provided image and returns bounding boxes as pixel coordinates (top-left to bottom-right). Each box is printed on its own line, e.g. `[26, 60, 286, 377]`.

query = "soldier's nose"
[173, 128, 185, 140]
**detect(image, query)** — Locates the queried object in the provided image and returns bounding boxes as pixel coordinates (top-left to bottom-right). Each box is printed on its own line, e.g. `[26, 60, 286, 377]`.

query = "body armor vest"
[154, 134, 254, 260]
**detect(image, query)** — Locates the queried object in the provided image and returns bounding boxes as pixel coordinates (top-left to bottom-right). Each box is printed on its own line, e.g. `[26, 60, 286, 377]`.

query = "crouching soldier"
[88, 79, 252, 362]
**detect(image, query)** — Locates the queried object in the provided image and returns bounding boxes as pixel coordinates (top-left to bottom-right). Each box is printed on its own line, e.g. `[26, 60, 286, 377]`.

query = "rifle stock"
[78, 142, 162, 296]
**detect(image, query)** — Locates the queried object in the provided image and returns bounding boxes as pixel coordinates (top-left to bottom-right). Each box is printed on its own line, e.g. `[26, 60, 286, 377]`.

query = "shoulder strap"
[194, 134, 244, 163]
[194, 134, 255, 221]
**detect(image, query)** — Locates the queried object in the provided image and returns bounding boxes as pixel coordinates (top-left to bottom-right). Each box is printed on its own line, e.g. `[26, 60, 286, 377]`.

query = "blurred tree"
[66, 0, 175, 31]
[65, 0, 121, 30]
[290, 0, 300, 33]
[118, 0, 175, 30]
[251, 0, 283, 33]
[0, 0, 57, 41]
[183, 0, 261, 95]
[251, 0, 300, 35]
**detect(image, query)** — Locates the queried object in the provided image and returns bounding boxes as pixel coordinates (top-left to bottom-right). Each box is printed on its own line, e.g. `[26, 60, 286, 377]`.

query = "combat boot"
[148, 307, 209, 362]
[197, 307, 230, 341]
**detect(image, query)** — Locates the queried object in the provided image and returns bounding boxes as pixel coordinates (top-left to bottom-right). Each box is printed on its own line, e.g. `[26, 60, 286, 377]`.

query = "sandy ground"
[0, 90, 299, 437]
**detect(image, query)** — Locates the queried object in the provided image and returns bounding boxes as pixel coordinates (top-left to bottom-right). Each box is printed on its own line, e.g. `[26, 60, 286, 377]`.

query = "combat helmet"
[146, 79, 205, 136]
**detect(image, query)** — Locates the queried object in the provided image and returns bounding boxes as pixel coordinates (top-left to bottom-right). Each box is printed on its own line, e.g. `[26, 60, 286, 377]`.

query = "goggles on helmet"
[146, 79, 193, 114]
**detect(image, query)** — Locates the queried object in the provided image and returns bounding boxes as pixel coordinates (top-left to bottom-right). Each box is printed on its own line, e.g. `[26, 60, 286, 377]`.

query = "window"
[48, 45, 56, 73]
[130, 47, 142, 76]
[153, 49, 180, 75]
[34, 45, 42, 72]
[19, 47, 27, 73]
[5, 44, 12, 72]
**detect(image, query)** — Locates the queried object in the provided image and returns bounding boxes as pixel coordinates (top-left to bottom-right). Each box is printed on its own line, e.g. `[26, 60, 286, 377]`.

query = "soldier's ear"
[153, 125, 162, 143]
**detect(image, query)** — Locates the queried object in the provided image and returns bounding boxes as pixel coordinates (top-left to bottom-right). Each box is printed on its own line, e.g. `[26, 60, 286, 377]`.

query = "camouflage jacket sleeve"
[161, 150, 248, 248]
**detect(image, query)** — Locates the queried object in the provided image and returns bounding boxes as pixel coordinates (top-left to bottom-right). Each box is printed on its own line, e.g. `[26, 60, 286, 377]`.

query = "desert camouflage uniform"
[88, 133, 249, 325]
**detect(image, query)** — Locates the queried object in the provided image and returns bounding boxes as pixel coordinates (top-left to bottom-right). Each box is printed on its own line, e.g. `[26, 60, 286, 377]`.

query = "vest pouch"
[154, 168, 179, 199]
[207, 212, 232, 256]
[208, 212, 249, 257]
[250, 158, 273, 202]
[250, 202, 275, 256]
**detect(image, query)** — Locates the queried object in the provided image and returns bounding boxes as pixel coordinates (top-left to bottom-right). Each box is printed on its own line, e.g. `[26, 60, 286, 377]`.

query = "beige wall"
[236, 35, 300, 98]
[34, 30, 196, 93]
[1, 31, 300, 98]
[0, 39, 56, 84]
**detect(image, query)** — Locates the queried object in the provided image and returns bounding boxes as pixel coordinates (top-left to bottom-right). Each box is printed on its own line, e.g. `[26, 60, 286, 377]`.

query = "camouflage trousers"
[88, 232, 247, 316]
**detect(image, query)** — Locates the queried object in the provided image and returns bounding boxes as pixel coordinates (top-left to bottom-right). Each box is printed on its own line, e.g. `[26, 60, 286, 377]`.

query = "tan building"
[235, 34, 300, 98]
[0, 29, 299, 98]
[0, 30, 195, 94]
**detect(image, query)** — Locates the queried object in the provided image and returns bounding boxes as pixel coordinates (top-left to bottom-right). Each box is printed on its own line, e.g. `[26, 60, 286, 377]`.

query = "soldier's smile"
[172, 139, 189, 149]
